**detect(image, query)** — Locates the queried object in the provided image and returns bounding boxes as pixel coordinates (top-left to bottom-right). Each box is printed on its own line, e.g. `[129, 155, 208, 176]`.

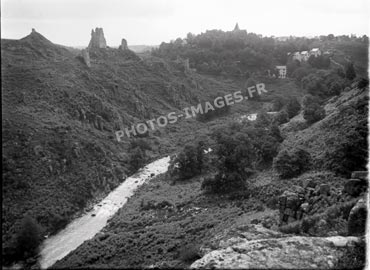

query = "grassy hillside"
[1, 30, 257, 264]
[54, 80, 368, 269]
[2, 29, 367, 269]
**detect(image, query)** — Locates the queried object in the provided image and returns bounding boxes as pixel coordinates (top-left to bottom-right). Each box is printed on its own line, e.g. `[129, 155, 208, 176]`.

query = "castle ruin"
[88, 27, 107, 49]
[119, 38, 128, 50]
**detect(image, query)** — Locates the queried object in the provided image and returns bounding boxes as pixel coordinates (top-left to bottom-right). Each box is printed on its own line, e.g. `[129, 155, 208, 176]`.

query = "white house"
[275, 66, 287, 79]
[300, 51, 309, 61]
[310, 48, 321, 57]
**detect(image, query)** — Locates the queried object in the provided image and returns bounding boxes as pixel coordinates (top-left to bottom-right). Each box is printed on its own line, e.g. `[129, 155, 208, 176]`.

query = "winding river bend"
[38, 156, 170, 269]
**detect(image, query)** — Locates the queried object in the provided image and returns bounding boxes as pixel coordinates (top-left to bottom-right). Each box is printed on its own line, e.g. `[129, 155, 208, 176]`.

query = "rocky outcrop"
[88, 27, 107, 49]
[119, 38, 128, 50]
[278, 173, 368, 225]
[81, 49, 91, 67]
[343, 171, 368, 196]
[347, 198, 367, 236]
[191, 224, 362, 269]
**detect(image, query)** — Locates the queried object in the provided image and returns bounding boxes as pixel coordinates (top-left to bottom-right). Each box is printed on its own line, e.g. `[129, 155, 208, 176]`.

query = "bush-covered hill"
[152, 29, 368, 78]
[1, 30, 246, 264]
[281, 86, 368, 177]
[54, 80, 368, 269]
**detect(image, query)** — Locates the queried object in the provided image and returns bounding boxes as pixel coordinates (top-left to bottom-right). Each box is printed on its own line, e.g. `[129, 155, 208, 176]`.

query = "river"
[38, 156, 170, 269]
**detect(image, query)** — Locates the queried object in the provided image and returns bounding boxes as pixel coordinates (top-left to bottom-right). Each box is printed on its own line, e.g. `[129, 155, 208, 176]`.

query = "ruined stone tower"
[119, 38, 128, 50]
[88, 27, 107, 49]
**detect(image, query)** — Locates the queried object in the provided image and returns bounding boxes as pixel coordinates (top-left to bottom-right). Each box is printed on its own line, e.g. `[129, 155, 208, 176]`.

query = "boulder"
[191, 224, 362, 269]
[348, 198, 367, 236]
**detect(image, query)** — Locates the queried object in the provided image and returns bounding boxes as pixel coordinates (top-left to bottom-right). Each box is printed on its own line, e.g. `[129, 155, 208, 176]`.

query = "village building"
[310, 48, 321, 57]
[275, 65, 287, 79]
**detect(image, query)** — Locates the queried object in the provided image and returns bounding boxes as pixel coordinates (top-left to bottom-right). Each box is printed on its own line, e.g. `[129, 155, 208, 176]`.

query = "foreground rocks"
[278, 172, 368, 225]
[191, 224, 362, 269]
[348, 198, 367, 236]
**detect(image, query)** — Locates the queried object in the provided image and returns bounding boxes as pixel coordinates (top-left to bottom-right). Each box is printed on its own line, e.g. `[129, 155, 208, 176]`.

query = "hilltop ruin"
[119, 38, 128, 50]
[88, 27, 107, 49]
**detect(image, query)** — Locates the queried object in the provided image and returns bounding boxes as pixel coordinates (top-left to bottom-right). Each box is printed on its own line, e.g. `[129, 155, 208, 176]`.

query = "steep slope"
[1, 30, 242, 263]
[281, 86, 368, 174]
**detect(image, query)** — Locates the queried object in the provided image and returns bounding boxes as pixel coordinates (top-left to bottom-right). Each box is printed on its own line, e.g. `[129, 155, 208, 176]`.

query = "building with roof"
[275, 66, 287, 79]
[310, 48, 321, 57]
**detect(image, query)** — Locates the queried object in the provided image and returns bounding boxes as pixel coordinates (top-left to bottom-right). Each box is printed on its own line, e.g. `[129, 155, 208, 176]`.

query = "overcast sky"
[1, 0, 369, 46]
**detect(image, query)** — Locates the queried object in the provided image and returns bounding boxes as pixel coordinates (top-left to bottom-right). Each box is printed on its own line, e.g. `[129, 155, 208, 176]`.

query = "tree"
[328, 82, 342, 96]
[168, 141, 205, 180]
[273, 110, 289, 125]
[15, 216, 42, 259]
[272, 96, 286, 111]
[202, 132, 255, 194]
[285, 97, 301, 118]
[345, 62, 356, 80]
[302, 95, 325, 124]
[302, 74, 326, 96]
[273, 148, 311, 179]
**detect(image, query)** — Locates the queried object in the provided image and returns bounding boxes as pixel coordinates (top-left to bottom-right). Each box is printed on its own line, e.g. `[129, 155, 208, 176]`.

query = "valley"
[2, 25, 368, 269]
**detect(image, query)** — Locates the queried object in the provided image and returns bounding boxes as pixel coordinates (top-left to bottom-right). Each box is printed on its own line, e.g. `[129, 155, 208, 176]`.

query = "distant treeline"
[152, 30, 368, 77]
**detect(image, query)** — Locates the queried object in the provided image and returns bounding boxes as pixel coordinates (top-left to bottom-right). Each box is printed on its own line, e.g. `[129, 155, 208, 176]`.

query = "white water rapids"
[38, 156, 170, 269]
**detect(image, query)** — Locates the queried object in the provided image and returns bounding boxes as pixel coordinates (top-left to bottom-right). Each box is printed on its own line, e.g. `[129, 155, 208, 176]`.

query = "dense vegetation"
[2, 27, 368, 269]
[153, 30, 368, 78]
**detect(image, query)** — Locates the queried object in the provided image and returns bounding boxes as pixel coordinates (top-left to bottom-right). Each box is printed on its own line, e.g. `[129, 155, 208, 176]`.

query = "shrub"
[272, 96, 286, 111]
[357, 78, 369, 89]
[15, 216, 43, 259]
[328, 82, 342, 96]
[129, 138, 151, 152]
[269, 124, 284, 143]
[273, 110, 289, 125]
[273, 148, 311, 179]
[302, 74, 327, 96]
[128, 147, 146, 173]
[323, 121, 368, 177]
[168, 141, 205, 180]
[202, 171, 248, 194]
[345, 62, 356, 81]
[285, 97, 301, 118]
[178, 244, 201, 263]
[302, 94, 325, 124]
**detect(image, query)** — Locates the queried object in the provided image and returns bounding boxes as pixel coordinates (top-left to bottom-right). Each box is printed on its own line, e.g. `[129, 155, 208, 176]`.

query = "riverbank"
[38, 156, 170, 269]
[52, 168, 272, 268]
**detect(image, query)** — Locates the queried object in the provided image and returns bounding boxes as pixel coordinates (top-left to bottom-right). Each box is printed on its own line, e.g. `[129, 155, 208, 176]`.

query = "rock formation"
[81, 49, 91, 67]
[191, 224, 362, 269]
[88, 27, 107, 49]
[347, 198, 367, 236]
[119, 38, 128, 50]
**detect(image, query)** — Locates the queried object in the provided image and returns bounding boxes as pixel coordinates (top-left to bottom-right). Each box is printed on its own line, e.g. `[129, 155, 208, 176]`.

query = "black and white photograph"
[2, 0, 369, 269]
